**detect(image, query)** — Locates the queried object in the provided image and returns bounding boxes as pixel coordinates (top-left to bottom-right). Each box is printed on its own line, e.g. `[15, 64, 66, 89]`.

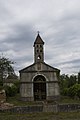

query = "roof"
[34, 33, 44, 45]
[19, 62, 60, 73]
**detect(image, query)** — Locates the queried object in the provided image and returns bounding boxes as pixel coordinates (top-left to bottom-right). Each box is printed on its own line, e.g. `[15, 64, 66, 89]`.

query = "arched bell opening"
[33, 75, 46, 101]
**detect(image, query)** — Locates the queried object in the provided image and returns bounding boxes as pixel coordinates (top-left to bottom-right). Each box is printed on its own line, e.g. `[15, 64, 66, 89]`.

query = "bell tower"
[33, 33, 44, 63]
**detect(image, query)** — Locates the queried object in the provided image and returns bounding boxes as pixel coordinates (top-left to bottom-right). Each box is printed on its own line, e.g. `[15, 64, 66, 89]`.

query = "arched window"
[37, 55, 41, 60]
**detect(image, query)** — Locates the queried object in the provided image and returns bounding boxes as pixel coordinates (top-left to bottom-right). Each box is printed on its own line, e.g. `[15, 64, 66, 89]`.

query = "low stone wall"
[0, 104, 80, 113]
[0, 105, 43, 113]
[43, 104, 58, 112]
[58, 104, 80, 112]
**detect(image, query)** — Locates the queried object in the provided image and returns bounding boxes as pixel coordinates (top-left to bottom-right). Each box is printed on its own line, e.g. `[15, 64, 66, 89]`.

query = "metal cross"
[37, 31, 40, 34]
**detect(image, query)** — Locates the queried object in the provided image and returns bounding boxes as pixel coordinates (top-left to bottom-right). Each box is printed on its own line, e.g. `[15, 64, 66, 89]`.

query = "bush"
[4, 85, 11, 97]
[11, 85, 17, 96]
[68, 86, 76, 98]
[14, 81, 20, 93]
[68, 84, 80, 98]
[62, 84, 80, 99]
[0, 85, 4, 90]
[4, 85, 18, 97]
[61, 88, 69, 96]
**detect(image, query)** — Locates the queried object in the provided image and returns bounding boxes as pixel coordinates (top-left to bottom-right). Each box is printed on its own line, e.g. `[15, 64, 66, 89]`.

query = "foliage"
[5, 73, 20, 93]
[61, 88, 69, 96]
[68, 75, 76, 87]
[60, 96, 80, 104]
[61, 84, 80, 99]
[78, 72, 80, 84]
[60, 73, 80, 99]
[60, 74, 76, 90]
[14, 80, 20, 93]
[3, 85, 11, 97]
[7, 73, 18, 79]
[68, 84, 80, 98]
[0, 85, 4, 90]
[59, 74, 69, 93]
[4, 85, 18, 97]
[0, 56, 14, 84]
[11, 85, 17, 96]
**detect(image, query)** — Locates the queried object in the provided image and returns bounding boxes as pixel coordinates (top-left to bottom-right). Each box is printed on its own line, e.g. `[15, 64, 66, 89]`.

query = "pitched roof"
[34, 33, 44, 45]
[19, 62, 60, 73]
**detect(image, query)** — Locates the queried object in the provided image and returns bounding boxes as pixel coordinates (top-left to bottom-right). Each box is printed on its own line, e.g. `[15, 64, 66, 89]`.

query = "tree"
[68, 84, 80, 98]
[78, 72, 80, 84]
[59, 74, 70, 94]
[0, 56, 14, 85]
[3, 85, 17, 97]
[68, 75, 76, 87]
[60, 74, 77, 96]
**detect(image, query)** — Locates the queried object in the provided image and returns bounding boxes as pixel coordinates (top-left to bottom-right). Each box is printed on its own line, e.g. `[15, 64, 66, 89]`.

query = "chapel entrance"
[33, 75, 46, 101]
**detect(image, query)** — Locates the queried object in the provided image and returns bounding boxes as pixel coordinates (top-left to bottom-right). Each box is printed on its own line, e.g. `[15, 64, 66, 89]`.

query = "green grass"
[59, 96, 80, 104]
[0, 112, 80, 120]
[1, 95, 80, 120]
[6, 94, 43, 106]
[58, 112, 80, 120]
[6, 94, 80, 106]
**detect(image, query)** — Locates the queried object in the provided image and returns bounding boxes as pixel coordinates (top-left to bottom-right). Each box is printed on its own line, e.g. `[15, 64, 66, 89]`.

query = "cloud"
[0, 0, 80, 75]
[0, 24, 34, 67]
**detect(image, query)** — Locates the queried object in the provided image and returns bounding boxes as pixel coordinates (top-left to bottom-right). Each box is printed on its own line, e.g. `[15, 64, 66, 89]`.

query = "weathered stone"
[19, 33, 60, 101]
[0, 104, 80, 113]
[0, 102, 14, 109]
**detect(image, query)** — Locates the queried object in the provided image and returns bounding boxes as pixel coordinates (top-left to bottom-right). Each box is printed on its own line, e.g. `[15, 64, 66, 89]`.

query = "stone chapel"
[19, 33, 60, 101]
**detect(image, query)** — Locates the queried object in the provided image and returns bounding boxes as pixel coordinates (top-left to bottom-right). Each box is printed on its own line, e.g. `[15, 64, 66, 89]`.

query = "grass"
[58, 112, 80, 120]
[6, 94, 80, 106]
[1, 95, 80, 120]
[59, 96, 80, 104]
[0, 112, 80, 120]
[6, 94, 43, 106]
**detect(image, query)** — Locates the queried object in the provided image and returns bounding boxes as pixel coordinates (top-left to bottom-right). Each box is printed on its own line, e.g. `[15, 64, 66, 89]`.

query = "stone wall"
[58, 104, 80, 112]
[0, 104, 80, 113]
[0, 105, 43, 113]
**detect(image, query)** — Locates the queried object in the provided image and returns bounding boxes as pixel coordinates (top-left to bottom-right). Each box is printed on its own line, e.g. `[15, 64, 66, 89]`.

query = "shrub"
[14, 81, 20, 93]
[61, 84, 80, 99]
[4, 85, 11, 97]
[61, 88, 69, 96]
[4, 85, 17, 97]
[67, 84, 80, 98]
[11, 85, 17, 96]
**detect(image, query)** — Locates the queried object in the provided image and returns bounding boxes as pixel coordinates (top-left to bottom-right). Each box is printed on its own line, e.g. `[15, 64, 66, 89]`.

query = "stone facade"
[1, 104, 80, 113]
[19, 33, 60, 101]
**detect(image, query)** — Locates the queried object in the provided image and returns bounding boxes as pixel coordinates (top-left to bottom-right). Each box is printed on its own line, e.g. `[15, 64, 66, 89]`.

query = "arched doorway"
[33, 75, 46, 101]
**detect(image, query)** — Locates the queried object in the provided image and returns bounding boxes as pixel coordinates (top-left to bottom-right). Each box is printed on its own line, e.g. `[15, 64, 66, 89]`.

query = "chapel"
[19, 33, 60, 101]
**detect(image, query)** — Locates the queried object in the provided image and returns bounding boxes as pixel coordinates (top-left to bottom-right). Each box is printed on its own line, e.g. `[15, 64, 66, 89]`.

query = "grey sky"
[0, 0, 80, 75]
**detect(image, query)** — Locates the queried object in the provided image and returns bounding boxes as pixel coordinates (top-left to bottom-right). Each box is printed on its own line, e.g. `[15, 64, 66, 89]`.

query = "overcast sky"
[0, 0, 80, 75]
